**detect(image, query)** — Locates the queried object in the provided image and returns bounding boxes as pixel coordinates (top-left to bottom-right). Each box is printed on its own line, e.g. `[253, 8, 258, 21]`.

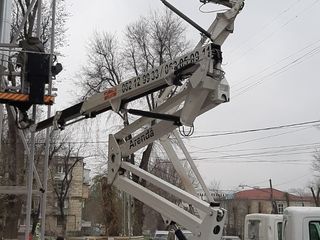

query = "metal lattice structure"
[0, 0, 57, 239]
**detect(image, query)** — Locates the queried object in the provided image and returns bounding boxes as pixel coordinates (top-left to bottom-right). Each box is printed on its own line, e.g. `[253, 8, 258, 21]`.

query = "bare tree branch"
[79, 8, 190, 234]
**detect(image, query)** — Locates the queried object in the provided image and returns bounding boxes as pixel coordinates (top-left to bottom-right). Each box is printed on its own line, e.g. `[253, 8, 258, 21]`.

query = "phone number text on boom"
[121, 69, 160, 93]
[164, 44, 213, 75]
[121, 44, 214, 93]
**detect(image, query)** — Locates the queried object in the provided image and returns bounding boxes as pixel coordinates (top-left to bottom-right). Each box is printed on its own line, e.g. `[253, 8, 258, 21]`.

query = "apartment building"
[44, 156, 90, 236]
[222, 188, 315, 238]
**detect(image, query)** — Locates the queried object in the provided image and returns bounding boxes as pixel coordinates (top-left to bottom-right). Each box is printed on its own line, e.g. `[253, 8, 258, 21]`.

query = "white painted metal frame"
[108, 53, 228, 239]
[40, 0, 56, 239]
[0, 0, 244, 239]
[106, 2, 244, 239]
[113, 163, 225, 240]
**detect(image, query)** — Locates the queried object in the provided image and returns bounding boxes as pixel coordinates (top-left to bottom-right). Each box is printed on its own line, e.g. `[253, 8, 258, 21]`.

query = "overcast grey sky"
[54, 0, 320, 192]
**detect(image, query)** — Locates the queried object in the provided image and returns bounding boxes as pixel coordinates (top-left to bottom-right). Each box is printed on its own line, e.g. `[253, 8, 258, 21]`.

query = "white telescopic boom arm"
[32, 2, 245, 240]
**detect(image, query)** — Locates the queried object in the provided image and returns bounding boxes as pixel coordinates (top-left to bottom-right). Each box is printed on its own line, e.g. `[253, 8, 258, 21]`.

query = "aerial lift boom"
[32, 1, 245, 239]
[34, 0, 244, 132]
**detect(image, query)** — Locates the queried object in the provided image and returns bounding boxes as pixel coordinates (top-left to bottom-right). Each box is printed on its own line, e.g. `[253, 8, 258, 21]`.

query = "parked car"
[153, 230, 194, 240]
[180, 230, 193, 239]
[154, 230, 169, 240]
[221, 236, 241, 240]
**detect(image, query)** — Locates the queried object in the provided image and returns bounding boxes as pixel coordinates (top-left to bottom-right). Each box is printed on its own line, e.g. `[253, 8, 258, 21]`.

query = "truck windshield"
[309, 221, 320, 240]
[277, 222, 283, 240]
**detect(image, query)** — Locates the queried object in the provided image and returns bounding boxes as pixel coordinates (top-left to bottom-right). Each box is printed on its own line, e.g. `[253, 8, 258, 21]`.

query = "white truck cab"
[282, 207, 320, 240]
[244, 213, 283, 240]
[244, 207, 320, 240]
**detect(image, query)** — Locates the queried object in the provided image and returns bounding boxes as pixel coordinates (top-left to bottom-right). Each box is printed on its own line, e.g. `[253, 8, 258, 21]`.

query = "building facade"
[221, 188, 315, 239]
[44, 156, 90, 236]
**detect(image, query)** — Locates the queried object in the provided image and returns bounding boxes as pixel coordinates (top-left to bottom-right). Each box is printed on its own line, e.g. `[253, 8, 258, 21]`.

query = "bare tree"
[82, 175, 122, 236]
[101, 176, 122, 236]
[11, 0, 68, 49]
[79, 32, 123, 98]
[83, 176, 105, 231]
[124, 10, 189, 109]
[312, 150, 320, 177]
[289, 188, 310, 206]
[79, 9, 189, 234]
[311, 150, 320, 206]
[49, 140, 84, 236]
[128, 10, 190, 228]
[310, 185, 320, 207]
[0, 110, 25, 239]
[141, 158, 183, 232]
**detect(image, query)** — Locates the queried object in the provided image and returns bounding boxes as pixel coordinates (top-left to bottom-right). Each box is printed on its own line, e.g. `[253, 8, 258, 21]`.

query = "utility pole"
[269, 179, 278, 214]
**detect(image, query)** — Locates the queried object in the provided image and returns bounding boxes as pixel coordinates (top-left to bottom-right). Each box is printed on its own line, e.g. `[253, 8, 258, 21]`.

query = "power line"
[229, 0, 320, 65]
[231, 38, 320, 89]
[207, 150, 316, 159]
[188, 145, 318, 161]
[274, 172, 311, 187]
[228, 0, 302, 55]
[189, 141, 320, 154]
[190, 119, 320, 139]
[233, 44, 320, 97]
[0, 140, 109, 145]
[233, 172, 312, 191]
[223, 1, 320, 99]
[191, 157, 312, 165]
[190, 126, 312, 150]
[4, 119, 314, 147]
[189, 141, 320, 158]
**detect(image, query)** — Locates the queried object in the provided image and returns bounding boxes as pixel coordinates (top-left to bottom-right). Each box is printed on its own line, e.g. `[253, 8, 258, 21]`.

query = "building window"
[277, 203, 284, 214]
[258, 202, 262, 213]
[54, 181, 65, 193]
[55, 200, 68, 209]
[57, 165, 64, 174]
[57, 215, 64, 226]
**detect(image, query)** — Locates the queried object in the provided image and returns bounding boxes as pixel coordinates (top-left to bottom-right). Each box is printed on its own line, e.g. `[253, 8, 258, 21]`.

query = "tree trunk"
[311, 187, 320, 207]
[2, 107, 25, 238]
[102, 177, 121, 236]
[3, 196, 23, 238]
[58, 200, 67, 236]
[132, 199, 144, 236]
[132, 142, 154, 235]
